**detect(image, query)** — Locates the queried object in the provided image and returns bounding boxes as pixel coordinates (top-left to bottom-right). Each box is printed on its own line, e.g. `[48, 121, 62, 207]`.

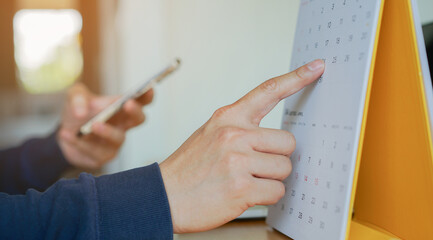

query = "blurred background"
[0, 0, 432, 174]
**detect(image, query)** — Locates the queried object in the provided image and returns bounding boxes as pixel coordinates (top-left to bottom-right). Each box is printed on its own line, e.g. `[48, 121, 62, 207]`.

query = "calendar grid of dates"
[266, 0, 382, 240]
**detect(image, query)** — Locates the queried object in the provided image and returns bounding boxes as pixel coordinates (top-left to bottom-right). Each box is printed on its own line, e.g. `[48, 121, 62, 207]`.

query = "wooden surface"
[174, 220, 292, 240]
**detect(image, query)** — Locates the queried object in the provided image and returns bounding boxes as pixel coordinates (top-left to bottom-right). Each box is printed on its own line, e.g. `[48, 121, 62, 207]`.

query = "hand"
[159, 59, 325, 233]
[57, 83, 154, 169]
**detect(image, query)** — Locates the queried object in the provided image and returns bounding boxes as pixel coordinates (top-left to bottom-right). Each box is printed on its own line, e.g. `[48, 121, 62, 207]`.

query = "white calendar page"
[266, 1, 382, 240]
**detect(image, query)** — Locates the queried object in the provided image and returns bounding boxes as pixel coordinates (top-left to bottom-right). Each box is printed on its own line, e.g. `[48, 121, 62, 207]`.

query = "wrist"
[56, 128, 73, 166]
[159, 161, 181, 234]
[95, 163, 174, 239]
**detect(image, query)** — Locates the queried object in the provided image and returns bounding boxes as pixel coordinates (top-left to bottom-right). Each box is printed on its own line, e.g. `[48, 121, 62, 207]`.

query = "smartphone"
[77, 58, 181, 137]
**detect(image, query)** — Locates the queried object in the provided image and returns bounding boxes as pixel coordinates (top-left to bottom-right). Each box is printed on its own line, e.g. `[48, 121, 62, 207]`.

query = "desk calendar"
[267, 0, 433, 240]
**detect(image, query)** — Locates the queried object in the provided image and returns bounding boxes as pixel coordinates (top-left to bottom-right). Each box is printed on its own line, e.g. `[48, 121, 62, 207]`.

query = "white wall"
[112, 0, 432, 171]
[109, 0, 169, 171]
[111, 0, 299, 171]
[417, 0, 433, 24]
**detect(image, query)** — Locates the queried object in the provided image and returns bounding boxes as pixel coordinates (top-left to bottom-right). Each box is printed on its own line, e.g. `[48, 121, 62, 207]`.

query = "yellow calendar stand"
[346, 0, 433, 239]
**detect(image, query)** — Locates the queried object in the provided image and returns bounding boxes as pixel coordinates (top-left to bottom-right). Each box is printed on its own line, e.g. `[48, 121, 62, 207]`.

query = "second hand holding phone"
[77, 58, 181, 137]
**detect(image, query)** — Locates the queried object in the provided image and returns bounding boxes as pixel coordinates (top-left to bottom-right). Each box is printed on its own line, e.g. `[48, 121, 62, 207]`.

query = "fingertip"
[144, 88, 154, 98]
[123, 100, 134, 111]
[306, 59, 325, 73]
[124, 99, 142, 113]
[146, 88, 154, 101]
[296, 59, 325, 82]
[287, 132, 296, 154]
[137, 89, 154, 105]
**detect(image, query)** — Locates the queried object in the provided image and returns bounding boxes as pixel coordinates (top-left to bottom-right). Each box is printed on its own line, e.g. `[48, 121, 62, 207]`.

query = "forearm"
[0, 163, 173, 240]
[0, 132, 71, 194]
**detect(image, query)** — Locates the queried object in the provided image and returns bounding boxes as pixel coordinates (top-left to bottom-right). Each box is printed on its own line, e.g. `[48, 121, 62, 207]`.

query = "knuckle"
[260, 78, 279, 93]
[212, 105, 234, 120]
[216, 127, 245, 145]
[229, 177, 252, 198]
[224, 152, 247, 171]
[294, 66, 306, 80]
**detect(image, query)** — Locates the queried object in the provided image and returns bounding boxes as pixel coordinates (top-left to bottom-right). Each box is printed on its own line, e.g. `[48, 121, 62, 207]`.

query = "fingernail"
[307, 59, 325, 72]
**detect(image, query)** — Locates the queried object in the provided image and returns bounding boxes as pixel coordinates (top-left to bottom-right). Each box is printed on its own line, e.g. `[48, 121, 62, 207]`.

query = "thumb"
[235, 59, 324, 125]
[69, 83, 91, 119]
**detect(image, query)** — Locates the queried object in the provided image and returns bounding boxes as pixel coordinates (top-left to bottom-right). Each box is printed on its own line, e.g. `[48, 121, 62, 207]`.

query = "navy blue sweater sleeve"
[0, 163, 173, 240]
[0, 132, 71, 195]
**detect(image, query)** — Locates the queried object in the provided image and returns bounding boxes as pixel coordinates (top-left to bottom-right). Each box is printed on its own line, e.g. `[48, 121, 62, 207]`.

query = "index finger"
[235, 59, 324, 125]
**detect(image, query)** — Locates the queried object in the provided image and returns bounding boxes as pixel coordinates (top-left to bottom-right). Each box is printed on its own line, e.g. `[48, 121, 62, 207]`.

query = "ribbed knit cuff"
[19, 132, 71, 192]
[95, 163, 173, 240]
